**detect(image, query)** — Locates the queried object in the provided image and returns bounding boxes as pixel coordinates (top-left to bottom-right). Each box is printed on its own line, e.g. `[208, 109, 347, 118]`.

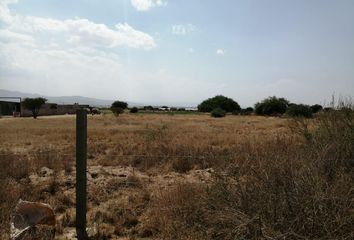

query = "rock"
[40, 167, 54, 177]
[11, 199, 56, 240]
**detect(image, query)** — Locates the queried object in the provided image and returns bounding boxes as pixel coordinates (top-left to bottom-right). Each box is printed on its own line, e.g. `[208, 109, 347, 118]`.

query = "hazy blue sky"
[0, 0, 353, 106]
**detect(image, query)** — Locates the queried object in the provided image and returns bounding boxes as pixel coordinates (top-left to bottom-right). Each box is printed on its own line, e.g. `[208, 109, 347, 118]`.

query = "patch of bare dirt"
[26, 165, 214, 239]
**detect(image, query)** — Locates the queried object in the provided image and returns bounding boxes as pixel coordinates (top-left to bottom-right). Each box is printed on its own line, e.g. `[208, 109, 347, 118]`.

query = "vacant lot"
[0, 112, 353, 239]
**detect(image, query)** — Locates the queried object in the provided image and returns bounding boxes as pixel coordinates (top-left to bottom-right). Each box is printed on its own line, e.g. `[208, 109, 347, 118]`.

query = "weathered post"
[76, 109, 88, 239]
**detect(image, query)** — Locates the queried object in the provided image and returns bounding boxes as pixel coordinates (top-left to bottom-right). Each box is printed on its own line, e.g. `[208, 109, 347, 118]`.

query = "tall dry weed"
[148, 101, 354, 239]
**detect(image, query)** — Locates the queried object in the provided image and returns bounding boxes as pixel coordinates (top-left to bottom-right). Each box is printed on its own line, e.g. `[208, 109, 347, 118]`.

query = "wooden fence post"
[76, 109, 88, 239]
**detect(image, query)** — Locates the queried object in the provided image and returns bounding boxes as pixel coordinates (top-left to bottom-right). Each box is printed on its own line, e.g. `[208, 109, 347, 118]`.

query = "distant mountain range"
[0, 89, 197, 107]
[0, 89, 128, 107]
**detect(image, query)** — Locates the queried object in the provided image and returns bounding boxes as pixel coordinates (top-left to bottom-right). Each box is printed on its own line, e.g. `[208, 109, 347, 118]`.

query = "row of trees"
[198, 95, 325, 118]
[20, 98, 136, 118]
[19, 96, 327, 119]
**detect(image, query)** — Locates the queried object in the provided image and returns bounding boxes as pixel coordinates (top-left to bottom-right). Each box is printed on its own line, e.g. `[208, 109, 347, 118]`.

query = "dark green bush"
[286, 104, 313, 118]
[211, 108, 226, 118]
[232, 110, 239, 115]
[111, 100, 127, 116]
[111, 107, 124, 116]
[130, 107, 138, 113]
[111, 100, 128, 109]
[310, 104, 323, 113]
[240, 107, 254, 115]
[324, 107, 333, 112]
[198, 95, 240, 113]
[255, 96, 289, 116]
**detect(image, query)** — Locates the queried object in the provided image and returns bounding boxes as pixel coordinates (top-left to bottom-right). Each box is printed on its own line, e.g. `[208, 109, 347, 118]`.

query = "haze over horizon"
[1, 0, 353, 107]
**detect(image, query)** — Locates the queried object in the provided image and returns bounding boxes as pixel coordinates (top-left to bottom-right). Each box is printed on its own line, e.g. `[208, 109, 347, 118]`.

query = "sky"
[0, 0, 353, 107]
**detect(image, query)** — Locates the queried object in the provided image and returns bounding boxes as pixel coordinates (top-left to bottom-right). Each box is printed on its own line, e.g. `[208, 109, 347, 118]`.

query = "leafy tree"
[255, 96, 289, 116]
[198, 95, 241, 113]
[22, 97, 47, 119]
[111, 107, 124, 116]
[246, 107, 254, 112]
[310, 104, 323, 113]
[111, 100, 127, 116]
[130, 107, 138, 113]
[111, 101, 128, 109]
[144, 106, 154, 111]
[211, 107, 226, 118]
[286, 104, 313, 118]
[240, 107, 254, 115]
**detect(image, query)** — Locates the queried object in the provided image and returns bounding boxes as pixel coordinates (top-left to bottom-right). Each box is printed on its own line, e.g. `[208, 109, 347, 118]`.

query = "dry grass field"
[0, 111, 353, 239]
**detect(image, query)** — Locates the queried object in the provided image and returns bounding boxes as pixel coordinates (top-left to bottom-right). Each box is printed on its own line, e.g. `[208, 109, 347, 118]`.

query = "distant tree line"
[21, 96, 337, 119]
[197, 95, 327, 118]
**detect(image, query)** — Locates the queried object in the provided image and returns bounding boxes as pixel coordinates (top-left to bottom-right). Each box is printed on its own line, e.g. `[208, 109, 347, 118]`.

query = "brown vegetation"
[0, 107, 353, 239]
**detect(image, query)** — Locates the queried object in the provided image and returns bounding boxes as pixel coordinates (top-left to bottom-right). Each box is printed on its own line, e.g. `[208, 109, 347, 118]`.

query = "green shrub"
[323, 107, 333, 112]
[255, 96, 289, 116]
[240, 107, 254, 115]
[130, 107, 138, 113]
[111, 107, 124, 116]
[111, 100, 127, 116]
[111, 100, 128, 109]
[231, 110, 239, 115]
[211, 108, 226, 118]
[310, 104, 323, 113]
[286, 104, 313, 118]
[198, 95, 240, 113]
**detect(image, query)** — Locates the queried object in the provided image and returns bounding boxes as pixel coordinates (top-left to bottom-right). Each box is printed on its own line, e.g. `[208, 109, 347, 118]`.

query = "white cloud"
[0, 1, 156, 50]
[0, 40, 215, 103]
[216, 49, 225, 55]
[0, 41, 126, 97]
[0, 29, 34, 44]
[172, 24, 195, 35]
[5, 16, 156, 49]
[130, 0, 167, 11]
[0, 0, 17, 23]
[0, 0, 159, 100]
[0, 1, 223, 105]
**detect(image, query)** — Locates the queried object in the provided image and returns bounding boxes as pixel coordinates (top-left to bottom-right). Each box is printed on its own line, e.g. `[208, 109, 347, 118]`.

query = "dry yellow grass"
[0, 112, 353, 239]
[0, 114, 289, 168]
